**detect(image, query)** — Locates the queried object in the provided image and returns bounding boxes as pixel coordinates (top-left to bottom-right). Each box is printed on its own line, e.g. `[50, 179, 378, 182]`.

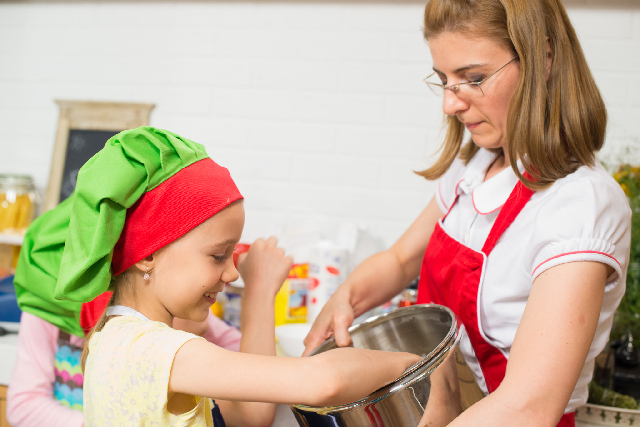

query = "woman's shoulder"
[521, 162, 632, 286]
[538, 162, 630, 211]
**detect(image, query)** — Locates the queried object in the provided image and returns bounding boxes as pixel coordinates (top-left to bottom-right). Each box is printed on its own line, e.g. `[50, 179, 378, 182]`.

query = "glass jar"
[0, 175, 38, 234]
[222, 280, 244, 330]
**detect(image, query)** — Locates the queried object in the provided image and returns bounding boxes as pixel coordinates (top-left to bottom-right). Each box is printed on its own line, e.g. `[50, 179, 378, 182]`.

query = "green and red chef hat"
[15, 127, 243, 336]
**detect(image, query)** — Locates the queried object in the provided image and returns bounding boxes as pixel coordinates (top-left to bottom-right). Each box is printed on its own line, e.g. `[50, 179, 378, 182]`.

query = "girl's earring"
[143, 267, 151, 280]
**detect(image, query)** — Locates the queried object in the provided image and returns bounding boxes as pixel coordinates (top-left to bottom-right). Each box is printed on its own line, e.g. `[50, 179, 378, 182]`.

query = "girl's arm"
[170, 339, 421, 407]
[216, 237, 292, 427]
[304, 196, 444, 353]
[438, 261, 611, 427]
[7, 312, 85, 427]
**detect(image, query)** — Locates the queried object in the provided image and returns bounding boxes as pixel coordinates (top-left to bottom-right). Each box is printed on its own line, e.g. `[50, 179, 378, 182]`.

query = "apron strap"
[106, 305, 150, 321]
[211, 400, 227, 427]
[481, 172, 535, 256]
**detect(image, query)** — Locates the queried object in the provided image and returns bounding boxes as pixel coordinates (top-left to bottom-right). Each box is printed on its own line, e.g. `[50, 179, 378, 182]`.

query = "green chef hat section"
[14, 127, 211, 336]
[14, 196, 85, 336]
[14, 127, 244, 336]
[54, 127, 210, 303]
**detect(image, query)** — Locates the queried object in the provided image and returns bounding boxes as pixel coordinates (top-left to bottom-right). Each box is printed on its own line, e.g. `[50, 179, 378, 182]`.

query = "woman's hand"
[302, 286, 355, 356]
[303, 198, 444, 356]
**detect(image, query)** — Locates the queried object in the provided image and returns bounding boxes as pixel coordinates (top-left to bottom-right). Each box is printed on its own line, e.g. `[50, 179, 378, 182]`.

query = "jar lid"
[0, 174, 34, 185]
[0, 174, 35, 191]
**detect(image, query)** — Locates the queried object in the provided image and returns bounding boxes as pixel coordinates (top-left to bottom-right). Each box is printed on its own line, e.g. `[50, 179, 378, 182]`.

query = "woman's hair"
[417, 0, 607, 190]
[80, 270, 134, 370]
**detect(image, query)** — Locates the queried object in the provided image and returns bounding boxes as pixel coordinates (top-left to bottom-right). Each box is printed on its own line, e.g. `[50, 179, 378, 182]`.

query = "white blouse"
[435, 148, 631, 412]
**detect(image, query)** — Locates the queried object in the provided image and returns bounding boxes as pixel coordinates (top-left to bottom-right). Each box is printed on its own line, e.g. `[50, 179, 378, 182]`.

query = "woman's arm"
[170, 339, 421, 407]
[442, 261, 611, 427]
[304, 196, 444, 353]
[7, 312, 85, 427]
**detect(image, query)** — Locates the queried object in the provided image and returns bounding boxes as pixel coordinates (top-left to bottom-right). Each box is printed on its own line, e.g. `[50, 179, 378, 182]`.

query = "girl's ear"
[134, 254, 156, 274]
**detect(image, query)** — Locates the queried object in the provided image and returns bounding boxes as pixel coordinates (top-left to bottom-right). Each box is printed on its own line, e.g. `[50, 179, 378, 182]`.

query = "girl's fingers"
[265, 235, 279, 248]
[236, 252, 248, 266]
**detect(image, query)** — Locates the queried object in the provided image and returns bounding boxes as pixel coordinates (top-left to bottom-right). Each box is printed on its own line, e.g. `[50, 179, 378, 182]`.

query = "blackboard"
[58, 129, 119, 203]
[44, 101, 154, 212]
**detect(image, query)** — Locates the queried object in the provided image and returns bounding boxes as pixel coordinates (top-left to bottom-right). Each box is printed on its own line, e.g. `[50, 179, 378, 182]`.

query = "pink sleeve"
[6, 312, 85, 427]
[201, 312, 241, 352]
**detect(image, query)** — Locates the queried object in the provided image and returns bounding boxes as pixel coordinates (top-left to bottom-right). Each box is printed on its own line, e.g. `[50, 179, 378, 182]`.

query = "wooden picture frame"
[43, 100, 155, 212]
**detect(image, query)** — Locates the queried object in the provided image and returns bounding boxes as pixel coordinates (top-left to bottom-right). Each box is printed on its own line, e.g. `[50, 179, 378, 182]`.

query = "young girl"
[8, 195, 255, 427]
[7, 307, 240, 427]
[304, 1, 631, 426]
[52, 127, 419, 426]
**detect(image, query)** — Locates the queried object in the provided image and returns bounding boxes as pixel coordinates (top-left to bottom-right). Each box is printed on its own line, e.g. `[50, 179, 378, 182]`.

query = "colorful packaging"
[275, 263, 310, 326]
[307, 242, 349, 323]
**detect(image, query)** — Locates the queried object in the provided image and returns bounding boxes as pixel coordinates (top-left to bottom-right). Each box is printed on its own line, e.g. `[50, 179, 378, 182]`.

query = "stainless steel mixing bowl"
[290, 304, 485, 427]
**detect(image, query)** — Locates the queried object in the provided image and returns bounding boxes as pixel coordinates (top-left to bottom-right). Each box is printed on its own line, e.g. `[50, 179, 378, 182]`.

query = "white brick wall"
[0, 1, 638, 248]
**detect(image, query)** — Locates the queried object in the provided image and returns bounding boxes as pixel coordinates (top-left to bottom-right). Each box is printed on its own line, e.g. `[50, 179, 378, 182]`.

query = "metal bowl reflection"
[291, 304, 483, 427]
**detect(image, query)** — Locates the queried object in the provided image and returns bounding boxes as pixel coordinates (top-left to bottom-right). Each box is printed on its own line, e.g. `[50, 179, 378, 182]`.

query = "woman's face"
[428, 32, 520, 151]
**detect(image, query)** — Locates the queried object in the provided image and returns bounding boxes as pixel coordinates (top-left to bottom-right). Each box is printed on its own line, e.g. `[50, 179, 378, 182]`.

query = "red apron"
[417, 178, 575, 427]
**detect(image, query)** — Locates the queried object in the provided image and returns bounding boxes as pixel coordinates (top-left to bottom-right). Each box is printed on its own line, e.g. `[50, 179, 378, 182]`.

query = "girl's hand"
[305, 347, 422, 407]
[237, 236, 293, 300]
[302, 286, 355, 356]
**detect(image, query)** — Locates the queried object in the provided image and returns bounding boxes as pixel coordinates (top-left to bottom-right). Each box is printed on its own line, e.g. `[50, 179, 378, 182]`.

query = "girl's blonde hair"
[417, 0, 607, 190]
[81, 270, 134, 370]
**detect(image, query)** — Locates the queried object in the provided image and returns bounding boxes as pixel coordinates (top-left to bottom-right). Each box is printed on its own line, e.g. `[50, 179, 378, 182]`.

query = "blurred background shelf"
[0, 234, 23, 246]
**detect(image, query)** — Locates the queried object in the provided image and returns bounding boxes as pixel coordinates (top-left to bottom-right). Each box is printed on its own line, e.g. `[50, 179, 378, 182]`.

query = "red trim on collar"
[471, 189, 504, 215]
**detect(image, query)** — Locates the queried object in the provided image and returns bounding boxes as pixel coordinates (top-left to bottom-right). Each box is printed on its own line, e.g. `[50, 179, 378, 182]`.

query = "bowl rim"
[293, 303, 460, 413]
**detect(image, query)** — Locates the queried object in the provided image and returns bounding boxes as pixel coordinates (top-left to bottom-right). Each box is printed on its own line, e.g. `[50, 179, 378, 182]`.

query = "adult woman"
[303, 1, 631, 426]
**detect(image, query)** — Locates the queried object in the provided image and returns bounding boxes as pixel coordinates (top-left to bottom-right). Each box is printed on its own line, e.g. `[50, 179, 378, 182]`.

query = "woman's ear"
[545, 37, 553, 79]
[134, 255, 156, 274]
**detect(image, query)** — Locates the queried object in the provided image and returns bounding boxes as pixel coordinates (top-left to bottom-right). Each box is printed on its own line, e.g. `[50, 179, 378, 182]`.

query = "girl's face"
[150, 201, 245, 323]
[428, 32, 520, 151]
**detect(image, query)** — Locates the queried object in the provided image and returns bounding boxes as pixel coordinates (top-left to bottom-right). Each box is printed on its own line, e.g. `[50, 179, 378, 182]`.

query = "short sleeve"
[84, 318, 214, 425]
[526, 169, 631, 292]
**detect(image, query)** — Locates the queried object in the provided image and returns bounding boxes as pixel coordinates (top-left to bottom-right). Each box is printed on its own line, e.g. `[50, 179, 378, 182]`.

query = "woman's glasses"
[424, 57, 519, 97]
